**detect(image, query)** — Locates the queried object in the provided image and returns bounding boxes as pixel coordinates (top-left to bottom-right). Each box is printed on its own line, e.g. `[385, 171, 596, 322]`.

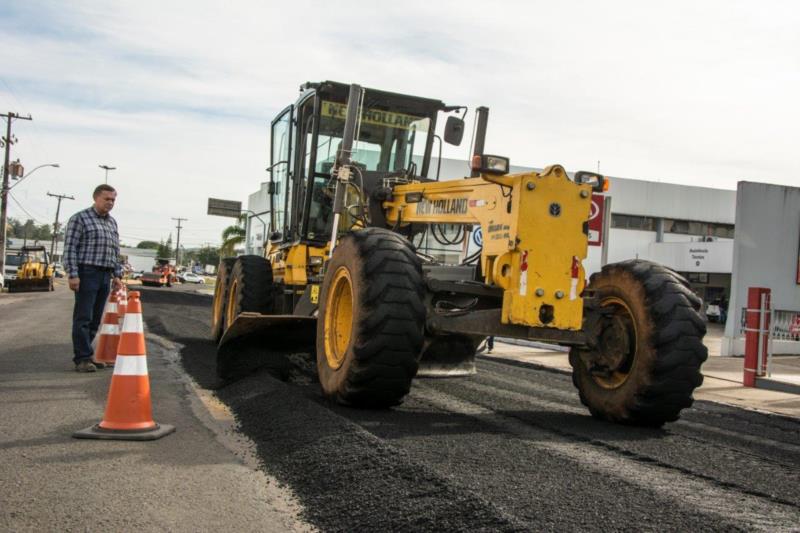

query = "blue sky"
[1, 1, 798, 245]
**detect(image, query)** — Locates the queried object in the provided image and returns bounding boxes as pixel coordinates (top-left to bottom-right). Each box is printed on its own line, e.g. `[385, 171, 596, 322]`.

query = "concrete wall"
[722, 181, 800, 355]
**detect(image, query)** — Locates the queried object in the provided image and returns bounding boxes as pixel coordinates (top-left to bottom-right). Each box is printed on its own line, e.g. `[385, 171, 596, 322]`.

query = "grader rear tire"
[316, 228, 425, 407]
[569, 260, 707, 426]
[211, 257, 237, 342]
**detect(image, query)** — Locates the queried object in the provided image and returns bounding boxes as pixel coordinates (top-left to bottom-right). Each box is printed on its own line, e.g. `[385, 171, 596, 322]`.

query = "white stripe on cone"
[121, 313, 143, 333]
[113, 355, 148, 376]
[100, 323, 120, 335]
[104, 302, 118, 314]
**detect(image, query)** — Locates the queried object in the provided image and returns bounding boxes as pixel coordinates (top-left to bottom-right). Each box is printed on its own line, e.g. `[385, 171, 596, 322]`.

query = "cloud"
[1, 0, 799, 246]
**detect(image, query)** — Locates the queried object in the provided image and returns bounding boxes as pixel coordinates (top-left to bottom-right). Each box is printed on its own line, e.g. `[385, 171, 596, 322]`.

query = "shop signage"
[588, 193, 605, 246]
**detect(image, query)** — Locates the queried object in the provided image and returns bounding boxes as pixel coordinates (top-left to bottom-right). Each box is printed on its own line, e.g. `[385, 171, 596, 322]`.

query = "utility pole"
[47, 192, 75, 260]
[99, 164, 116, 184]
[172, 217, 187, 266]
[0, 111, 33, 277]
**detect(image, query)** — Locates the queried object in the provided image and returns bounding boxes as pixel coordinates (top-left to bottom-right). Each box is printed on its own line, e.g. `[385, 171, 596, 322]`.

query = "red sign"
[588, 193, 605, 246]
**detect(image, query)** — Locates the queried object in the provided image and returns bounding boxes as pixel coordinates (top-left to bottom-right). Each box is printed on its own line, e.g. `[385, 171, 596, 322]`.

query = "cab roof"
[299, 80, 452, 115]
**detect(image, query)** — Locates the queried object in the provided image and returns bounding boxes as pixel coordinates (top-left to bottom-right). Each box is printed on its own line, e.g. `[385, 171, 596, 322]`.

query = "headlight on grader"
[574, 170, 609, 192]
[471, 154, 510, 176]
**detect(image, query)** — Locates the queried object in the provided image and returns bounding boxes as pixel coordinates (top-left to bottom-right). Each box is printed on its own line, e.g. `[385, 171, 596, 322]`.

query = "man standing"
[64, 184, 123, 372]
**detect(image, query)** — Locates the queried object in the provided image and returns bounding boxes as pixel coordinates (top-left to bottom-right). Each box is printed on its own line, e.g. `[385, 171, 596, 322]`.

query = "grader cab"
[211, 81, 707, 426]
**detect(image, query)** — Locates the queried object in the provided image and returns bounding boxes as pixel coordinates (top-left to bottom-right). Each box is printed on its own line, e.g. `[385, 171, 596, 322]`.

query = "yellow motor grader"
[211, 81, 707, 426]
[8, 245, 55, 292]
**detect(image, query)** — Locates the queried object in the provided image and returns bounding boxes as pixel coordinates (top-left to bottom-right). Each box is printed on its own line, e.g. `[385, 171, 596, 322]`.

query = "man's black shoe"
[75, 360, 97, 373]
[91, 360, 107, 369]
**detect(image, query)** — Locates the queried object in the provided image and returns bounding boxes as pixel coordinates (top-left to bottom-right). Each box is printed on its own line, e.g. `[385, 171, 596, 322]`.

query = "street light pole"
[99, 164, 116, 184]
[8, 163, 60, 191]
[0, 111, 33, 278]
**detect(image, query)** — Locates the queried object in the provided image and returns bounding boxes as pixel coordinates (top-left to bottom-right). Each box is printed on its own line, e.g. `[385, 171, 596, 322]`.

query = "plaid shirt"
[63, 207, 122, 278]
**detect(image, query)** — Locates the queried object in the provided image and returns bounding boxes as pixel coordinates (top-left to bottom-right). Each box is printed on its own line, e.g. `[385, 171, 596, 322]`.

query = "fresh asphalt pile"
[139, 286, 800, 532]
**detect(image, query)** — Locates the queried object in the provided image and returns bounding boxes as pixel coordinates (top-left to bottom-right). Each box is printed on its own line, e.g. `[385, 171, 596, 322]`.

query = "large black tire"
[569, 260, 707, 427]
[225, 255, 274, 326]
[211, 257, 237, 342]
[316, 228, 425, 407]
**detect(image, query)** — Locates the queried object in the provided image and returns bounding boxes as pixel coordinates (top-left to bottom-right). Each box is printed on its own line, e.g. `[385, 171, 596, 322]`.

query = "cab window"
[270, 106, 293, 238]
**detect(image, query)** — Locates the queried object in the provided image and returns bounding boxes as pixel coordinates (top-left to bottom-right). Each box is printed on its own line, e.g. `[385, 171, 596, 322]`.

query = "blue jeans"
[72, 265, 112, 363]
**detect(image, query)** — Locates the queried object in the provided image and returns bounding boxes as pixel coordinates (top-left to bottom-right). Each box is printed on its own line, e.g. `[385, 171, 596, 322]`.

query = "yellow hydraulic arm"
[383, 165, 593, 330]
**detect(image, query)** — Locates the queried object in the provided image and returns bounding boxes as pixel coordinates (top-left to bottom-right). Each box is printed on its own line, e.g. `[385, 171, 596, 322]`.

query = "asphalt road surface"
[0, 286, 310, 532]
[140, 285, 800, 532]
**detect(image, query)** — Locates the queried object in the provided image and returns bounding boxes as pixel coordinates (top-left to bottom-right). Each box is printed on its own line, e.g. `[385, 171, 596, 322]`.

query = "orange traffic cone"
[73, 291, 175, 441]
[117, 287, 128, 324]
[93, 293, 121, 364]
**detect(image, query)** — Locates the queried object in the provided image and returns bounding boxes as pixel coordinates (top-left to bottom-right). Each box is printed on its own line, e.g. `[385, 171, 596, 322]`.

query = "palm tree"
[220, 214, 246, 257]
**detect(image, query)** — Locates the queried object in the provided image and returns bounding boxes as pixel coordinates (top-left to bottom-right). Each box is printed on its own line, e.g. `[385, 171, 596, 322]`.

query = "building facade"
[245, 157, 738, 302]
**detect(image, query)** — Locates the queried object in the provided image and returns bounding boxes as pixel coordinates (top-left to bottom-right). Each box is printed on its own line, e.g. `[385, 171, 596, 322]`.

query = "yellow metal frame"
[383, 165, 591, 330]
[267, 243, 328, 286]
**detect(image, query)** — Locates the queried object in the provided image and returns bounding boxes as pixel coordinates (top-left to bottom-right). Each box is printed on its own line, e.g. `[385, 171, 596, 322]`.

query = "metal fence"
[738, 308, 800, 341]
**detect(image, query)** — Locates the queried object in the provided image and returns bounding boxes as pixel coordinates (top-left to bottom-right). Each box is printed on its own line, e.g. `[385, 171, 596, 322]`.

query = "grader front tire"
[316, 228, 425, 408]
[211, 257, 237, 342]
[569, 260, 707, 427]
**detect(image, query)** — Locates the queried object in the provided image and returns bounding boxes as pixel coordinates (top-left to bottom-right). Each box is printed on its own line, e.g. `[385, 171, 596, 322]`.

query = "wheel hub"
[324, 267, 354, 370]
[586, 297, 637, 389]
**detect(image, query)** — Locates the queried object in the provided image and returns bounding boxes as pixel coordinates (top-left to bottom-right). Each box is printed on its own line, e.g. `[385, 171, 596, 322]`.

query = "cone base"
[72, 423, 175, 441]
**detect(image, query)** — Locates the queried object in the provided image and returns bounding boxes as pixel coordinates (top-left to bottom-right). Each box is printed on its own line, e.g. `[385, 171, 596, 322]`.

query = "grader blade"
[7, 278, 51, 293]
[217, 312, 316, 379]
[416, 335, 478, 378]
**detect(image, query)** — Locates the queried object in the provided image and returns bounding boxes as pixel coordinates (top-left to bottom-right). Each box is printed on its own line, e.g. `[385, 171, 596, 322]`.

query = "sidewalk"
[485, 325, 800, 419]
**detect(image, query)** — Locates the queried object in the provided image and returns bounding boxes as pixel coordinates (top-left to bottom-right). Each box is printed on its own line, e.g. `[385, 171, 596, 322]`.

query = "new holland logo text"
[415, 197, 468, 215]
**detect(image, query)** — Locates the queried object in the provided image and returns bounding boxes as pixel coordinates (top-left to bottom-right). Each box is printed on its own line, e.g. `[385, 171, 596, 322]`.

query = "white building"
[246, 157, 737, 303]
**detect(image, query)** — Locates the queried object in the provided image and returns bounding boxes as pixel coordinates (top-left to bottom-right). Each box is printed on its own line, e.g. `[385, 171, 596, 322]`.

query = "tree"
[136, 240, 160, 249]
[7, 217, 52, 241]
[220, 214, 246, 257]
[156, 235, 174, 259]
[197, 245, 220, 266]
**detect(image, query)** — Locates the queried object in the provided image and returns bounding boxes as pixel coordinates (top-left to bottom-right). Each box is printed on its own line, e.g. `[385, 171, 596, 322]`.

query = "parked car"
[52, 262, 66, 278]
[706, 302, 721, 323]
[130, 270, 145, 280]
[179, 272, 205, 284]
[3, 251, 21, 287]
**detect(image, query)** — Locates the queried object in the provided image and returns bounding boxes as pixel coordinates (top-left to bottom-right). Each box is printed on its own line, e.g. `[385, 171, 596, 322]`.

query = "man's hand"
[112, 277, 123, 291]
[68, 277, 80, 292]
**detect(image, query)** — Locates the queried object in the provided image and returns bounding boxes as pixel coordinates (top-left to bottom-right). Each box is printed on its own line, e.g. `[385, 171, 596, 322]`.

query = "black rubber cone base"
[72, 423, 175, 441]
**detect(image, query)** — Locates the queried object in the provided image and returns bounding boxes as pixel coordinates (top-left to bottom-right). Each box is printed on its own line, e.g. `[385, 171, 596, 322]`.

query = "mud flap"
[217, 312, 316, 380]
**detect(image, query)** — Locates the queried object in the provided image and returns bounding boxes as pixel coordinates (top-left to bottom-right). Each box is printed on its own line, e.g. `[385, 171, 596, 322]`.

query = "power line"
[8, 192, 46, 223]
